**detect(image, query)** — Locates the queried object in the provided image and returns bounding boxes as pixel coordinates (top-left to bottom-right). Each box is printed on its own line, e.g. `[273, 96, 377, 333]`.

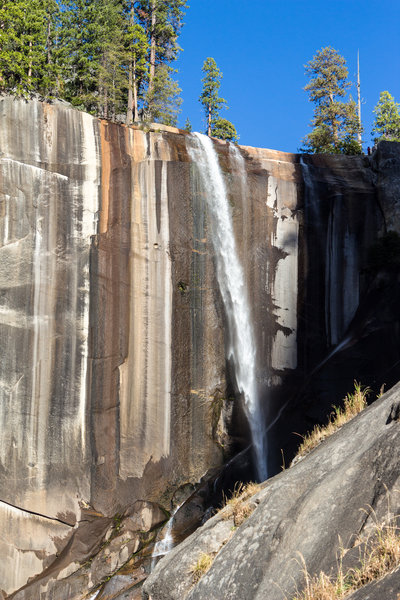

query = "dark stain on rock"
[88, 119, 131, 514]
[386, 402, 400, 424]
[154, 159, 162, 234]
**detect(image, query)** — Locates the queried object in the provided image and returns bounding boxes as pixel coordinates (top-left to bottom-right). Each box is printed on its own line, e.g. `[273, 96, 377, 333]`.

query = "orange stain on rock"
[99, 120, 111, 233]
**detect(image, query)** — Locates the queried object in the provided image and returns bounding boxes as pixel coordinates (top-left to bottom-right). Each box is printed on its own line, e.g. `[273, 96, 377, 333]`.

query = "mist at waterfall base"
[188, 133, 268, 482]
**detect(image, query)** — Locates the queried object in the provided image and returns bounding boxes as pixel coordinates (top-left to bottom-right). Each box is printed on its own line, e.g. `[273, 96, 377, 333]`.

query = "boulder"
[143, 383, 400, 600]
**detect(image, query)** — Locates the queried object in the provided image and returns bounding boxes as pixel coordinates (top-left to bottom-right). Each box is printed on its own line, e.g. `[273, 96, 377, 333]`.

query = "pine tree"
[0, 0, 59, 96]
[0, 0, 188, 123]
[0, 1, 25, 92]
[124, 1, 148, 123]
[41, 0, 62, 97]
[61, 0, 127, 116]
[184, 117, 192, 132]
[340, 97, 363, 154]
[301, 47, 362, 154]
[137, 0, 186, 122]
[60, 0, 96, 108]
[92, 0, 126, 118]
[199, 57, 226, 136]
[371, 91, 400, 143]
[212, 118, 239, 143]
[145, 63, 182, 126]
[199, 57, 238, 141]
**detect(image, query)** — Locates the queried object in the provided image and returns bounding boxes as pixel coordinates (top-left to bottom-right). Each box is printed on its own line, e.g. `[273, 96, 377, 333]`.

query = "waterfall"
[150, 504, 182, 571]
[188, 133, 267, 482]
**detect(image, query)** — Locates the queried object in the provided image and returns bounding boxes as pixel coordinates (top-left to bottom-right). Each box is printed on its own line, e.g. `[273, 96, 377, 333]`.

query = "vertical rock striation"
[0, 98, 100, 593]
[0, 98, 398, 597]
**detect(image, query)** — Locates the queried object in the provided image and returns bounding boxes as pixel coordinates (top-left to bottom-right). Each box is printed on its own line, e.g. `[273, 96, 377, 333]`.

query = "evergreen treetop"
[199, 57, 227, 136]
[0, 0, 60, 96]
[0, 0, 186, 127]
[301, 47, 362, 154]
[371, 91, 400, 143]
[199, 57, 238, 142]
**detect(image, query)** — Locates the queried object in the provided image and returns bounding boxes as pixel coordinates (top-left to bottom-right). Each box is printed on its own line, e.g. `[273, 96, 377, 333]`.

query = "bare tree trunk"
[329, 93, 338, 148]
[104, 88, 108, 120]
[208, 103, 211, 136]
[133, 56, 139, 121]
[0, 20, 3, 87]
[47, 19, 52, 64]
[102, 54, 108, 119]
[126, 67, 134, 124]
[357, 50, 362, 143]
[28, 39, 32, 87]
[126, 3, 134, 124]
[0, 21, 4, 88]
[148, 0, 156, 97]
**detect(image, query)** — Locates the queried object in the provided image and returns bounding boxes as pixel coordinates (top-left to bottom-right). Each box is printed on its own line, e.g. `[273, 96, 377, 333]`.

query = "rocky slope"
[143, 383, 400, 600]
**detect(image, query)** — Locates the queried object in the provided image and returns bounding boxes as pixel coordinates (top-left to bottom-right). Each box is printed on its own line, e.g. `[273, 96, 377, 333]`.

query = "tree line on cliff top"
[0, 0, 187, 126]
[301, 46, 400, 154]
[0, 0, 238, 141]
[0, 2, 399, 150]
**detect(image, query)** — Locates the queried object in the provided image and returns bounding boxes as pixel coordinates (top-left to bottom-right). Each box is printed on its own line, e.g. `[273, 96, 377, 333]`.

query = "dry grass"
[292, 517, 400, 599]
[346, 519, 400, 588]
[293, 382, 369, 463]
[189, 552, 214, 583]
[294, 569, 345, 600]
[221, 482, 261, 527]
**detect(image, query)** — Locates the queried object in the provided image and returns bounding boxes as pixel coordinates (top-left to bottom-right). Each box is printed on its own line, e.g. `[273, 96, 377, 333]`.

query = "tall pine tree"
[124, 0, 149, 124]
[92, 0, 126, 118]
[145, 63, 181, 125]
[199, 57, 238, 141]
[136, 0, 186, 122]
[0, 0, 59, 96]
[301, 47, 362, 154]
[61, 0, 127, 116]
[372, 91, 400, 143]
[59, 0, 96, 108]
[0, 0, 188, 125]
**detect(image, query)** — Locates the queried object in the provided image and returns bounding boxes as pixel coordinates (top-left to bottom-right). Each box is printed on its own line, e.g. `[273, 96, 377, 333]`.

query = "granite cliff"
[0, 97, 399, 598]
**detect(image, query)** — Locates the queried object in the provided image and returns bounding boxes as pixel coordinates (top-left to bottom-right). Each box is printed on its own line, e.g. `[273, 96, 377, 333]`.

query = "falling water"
[188, 133, 267, 481]
[310, 334, 354, 377]
[150, 504, 182, 571]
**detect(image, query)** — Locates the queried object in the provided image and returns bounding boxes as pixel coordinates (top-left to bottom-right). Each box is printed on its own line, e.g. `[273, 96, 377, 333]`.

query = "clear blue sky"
[175, 0, 400, 152]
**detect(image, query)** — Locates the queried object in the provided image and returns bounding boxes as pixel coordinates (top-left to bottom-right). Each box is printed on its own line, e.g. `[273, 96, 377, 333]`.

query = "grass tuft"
[291, 516, 400, 600]
[221, 482, 260, 527]
[293, 382, 369, 463]
[346, 518, 400, 589]
[189, 552, 214, 583]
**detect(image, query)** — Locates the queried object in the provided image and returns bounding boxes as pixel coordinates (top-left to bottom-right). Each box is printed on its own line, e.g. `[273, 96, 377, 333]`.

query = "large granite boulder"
[143, 382, 400, 600]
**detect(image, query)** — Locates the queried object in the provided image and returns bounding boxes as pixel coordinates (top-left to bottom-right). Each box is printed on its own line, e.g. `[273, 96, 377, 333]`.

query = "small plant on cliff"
[221, 482, 260, 527]
[291, 515, 400, 599]
[189, 551, 214, 583]
[292, 382, 369, 463]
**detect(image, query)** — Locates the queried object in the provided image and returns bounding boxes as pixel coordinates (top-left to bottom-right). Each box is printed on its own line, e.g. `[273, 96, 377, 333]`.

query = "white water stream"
[150, 503, 182, 571]
[188, 133, 267, 481]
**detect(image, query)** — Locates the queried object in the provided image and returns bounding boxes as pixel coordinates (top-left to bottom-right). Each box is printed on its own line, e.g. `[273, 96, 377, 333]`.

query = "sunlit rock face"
[0, 98, 98, 594]
[0, 98, 398, 597]
[0, 99, 228, 596]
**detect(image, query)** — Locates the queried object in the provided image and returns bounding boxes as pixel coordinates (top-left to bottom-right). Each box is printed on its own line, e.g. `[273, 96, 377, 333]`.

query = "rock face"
[143, 382, 400, 600]
[0, 97, 399, 597]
